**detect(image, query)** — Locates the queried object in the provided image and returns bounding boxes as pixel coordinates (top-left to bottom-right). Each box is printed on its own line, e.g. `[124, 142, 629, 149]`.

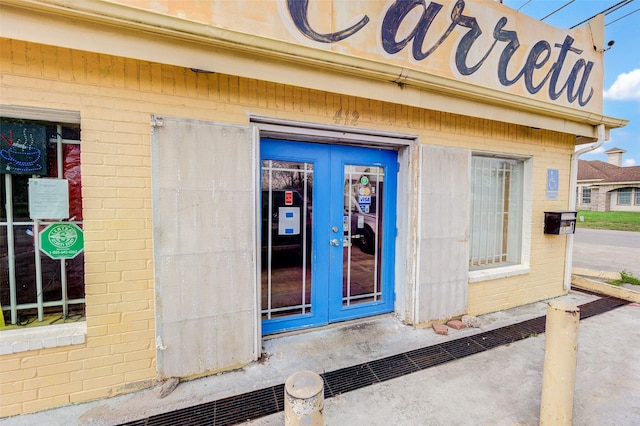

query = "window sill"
[0, 322, 86, 355]
[469, 265, 531, 283]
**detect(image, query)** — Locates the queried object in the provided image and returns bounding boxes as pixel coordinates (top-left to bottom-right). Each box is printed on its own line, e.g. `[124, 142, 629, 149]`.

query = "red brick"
[447, 320, 466, 330]
[432, 323, 448, 335]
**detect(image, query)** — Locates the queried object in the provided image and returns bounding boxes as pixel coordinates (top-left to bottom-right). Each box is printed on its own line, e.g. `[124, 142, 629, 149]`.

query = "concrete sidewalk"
[1, 288, 639, 425]
[251, 300, 640, 425]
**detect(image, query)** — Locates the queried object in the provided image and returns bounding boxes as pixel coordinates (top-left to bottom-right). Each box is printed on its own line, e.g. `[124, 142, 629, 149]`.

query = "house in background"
[577, 148, 640, 212]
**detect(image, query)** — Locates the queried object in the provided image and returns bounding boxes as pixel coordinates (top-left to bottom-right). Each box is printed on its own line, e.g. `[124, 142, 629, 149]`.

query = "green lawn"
[576, 210, 640, 232]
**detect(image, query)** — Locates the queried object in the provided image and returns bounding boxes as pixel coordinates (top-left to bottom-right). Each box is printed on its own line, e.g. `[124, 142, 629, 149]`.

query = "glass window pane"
[1, 119, 83, 325]
[469, 156, 524, 270]
[260, 160, 313, 319]
[618, 188, 632, 205]
[342, 165, 383, 306]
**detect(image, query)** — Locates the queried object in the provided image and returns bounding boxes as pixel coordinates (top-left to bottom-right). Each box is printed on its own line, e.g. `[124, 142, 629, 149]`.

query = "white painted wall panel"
[152, 117, 257, 379]
[417, 146, 470, 323]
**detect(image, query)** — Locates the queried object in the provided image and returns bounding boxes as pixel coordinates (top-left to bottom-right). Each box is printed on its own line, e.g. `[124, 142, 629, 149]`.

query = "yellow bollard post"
[539, 300, 580, 425]
[284, 370, 324, 426]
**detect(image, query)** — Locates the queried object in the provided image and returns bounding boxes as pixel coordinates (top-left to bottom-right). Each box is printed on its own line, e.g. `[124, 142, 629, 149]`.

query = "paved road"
[572, 228, 640, 277]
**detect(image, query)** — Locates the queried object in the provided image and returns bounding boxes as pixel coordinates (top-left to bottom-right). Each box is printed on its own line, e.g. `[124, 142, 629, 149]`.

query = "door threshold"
[262, 312, 398, 341]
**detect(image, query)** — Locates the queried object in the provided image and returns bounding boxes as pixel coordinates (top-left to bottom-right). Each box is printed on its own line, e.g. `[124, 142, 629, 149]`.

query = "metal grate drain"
[119, 292, 627, 426]
[368, 353, 420, 382]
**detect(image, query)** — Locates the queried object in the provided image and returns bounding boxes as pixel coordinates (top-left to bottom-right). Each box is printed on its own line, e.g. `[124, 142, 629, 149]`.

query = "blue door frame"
[260, 138, 397, 334]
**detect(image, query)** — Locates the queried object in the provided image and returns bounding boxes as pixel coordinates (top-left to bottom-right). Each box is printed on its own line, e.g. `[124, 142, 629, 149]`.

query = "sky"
[503, 0, 640, 166]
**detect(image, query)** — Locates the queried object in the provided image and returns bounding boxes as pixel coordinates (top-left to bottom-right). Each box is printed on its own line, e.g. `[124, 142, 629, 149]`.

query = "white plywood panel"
[417, 145, 470, 323]
[152, 116, 257, 379]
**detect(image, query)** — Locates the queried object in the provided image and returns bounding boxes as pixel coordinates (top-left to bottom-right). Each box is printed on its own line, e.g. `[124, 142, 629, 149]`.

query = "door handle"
[330, 239, 340, 246]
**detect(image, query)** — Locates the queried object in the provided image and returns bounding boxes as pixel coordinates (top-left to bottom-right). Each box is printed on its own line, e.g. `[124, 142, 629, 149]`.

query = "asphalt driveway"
[572, 228, 640, 277]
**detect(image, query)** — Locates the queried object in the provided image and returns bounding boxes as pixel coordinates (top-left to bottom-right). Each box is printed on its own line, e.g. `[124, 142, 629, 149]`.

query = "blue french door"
[260, 138, 397, 334]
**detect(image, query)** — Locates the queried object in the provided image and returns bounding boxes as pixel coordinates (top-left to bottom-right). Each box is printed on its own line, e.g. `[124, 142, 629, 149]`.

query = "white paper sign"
[278, 207, 300, 235]
[28, 178, 69, 219]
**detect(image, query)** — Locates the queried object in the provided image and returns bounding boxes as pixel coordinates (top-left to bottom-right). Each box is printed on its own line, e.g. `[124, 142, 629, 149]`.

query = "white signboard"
[123, 0, 604, 114]
[28, 178, 69, 219]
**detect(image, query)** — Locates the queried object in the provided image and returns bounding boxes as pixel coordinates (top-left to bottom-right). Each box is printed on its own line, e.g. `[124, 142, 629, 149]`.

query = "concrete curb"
[571, 267, 621, 281]
[571, 275, 640, 304]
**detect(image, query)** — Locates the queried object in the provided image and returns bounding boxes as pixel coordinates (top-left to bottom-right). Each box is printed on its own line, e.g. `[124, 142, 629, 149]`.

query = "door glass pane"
[342, 165, 384, 306]
[261, 160, 313, 319]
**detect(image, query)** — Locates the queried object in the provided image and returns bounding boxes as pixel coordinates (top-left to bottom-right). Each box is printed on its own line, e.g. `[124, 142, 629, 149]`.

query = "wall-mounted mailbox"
[544, 211, 577, 235]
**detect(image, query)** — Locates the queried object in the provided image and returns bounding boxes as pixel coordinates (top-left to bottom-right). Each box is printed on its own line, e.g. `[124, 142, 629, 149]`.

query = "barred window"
[581, 187, 591, 204]
[636, 189, 640, 205]
[469, 156, 524, 270]
[1, 117, 84, 328]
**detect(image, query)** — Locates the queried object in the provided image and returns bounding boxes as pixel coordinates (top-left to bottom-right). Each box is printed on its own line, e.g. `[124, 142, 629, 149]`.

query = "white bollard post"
[284, 370, 324, 426]
[539, 301, 580, 425]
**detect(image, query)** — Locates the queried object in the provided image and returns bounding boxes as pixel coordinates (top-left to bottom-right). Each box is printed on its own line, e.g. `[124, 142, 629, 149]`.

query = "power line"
[605, 7, 640, 25]
[517, 0, 533, 11]
[540, 0, 576, 21]
[570, 0, 635, 28]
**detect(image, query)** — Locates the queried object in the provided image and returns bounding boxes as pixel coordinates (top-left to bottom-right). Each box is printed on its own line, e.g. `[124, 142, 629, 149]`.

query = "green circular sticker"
[360, 176, 369, 185]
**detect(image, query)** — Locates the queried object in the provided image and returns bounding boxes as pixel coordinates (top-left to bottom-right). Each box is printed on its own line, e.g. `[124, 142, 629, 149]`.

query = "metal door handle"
[330, 239, 340, 246]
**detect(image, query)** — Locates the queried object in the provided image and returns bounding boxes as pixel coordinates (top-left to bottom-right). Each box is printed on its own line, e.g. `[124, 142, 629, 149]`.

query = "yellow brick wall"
[0, 38, 574, 416]
[464, 130, 574, 315]
[417, 117, 574, 315]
